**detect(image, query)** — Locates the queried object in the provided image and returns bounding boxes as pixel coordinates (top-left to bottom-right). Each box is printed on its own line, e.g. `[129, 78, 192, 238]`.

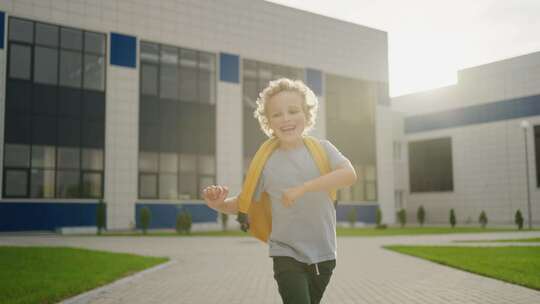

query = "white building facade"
[392, 52, 540, 226]
[0, 0, 394, 231]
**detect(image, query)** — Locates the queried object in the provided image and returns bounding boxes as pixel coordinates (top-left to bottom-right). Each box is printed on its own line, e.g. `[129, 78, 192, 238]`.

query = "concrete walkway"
[1, 231, 540, 304]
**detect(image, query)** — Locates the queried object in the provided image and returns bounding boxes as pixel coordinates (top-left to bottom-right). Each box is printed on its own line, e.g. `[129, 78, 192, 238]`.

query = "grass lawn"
[90, 227, 530, 237]
[454, 237, 540, 243]
[384, 245, 540, 291]
[0, 246, 168, 304]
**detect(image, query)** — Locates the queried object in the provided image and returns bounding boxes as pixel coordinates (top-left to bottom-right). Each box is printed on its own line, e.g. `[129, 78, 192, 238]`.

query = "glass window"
[141, 64, 158, 96]
[4, 144, 30, 167]
[159, 153, 178, 173]
[9, 18, 33, 43]
[179, 154, 196, 172]
[35, 23, 59, 47]
[60, 28, 83, 50]
[9, 44, 32, 80]
[199, 176, 214, 194]
[57, 147, 80, 169]
[56, 170, 79, 197]
[30, 169, 55, 198]
[140, 42, 159, 63]
[159, 173, 177, 199]
[82, 172, 102, 197]
[178, 172, 196, 199]
[199, 52, 215, 104]
[84, 32, 105, 54]
[199, 155, 215, 175]
[179, 49, 198, 101]
[84, 54, 105, 91]
[4, 169, 28, 196]
[139, 152, 158, 172]
[82, 148, 103, 170]
[31, 145, 56, 168]
[34, 46, 59, 85]
[60, 50, 82, 88]
[160, 46, 179, 99]
[140, 173, 157, 198]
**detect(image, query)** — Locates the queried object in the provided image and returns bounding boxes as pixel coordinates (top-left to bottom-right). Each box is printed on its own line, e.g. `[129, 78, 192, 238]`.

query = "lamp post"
[520, 120, 532, 229]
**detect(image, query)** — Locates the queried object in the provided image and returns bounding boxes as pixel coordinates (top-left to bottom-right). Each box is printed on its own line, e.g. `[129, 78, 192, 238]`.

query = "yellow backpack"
[236, 135, 337, 243]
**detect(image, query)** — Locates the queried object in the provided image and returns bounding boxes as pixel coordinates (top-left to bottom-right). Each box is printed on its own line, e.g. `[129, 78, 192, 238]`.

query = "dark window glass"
[30, 168, 55, 198]
[56, 170, 79, 197]
[199, 52, 215, 104]
[60, 50, 82, 88]
[84, 54, 105, 91]
[32, 115, 56, 145]
[84, 32, 105, 54]
[82, 90, 105, 120]
[178, 172, 196, 200]
[32, 84, 57, 115]
[82, 120, 104, 148]
[57, 117, 81, 146]
[57, 147, 80, 169]
[140, 96, 159, 124]
[179, 49, 198, 102]
[82, 148, 103, 170]
[159, 173, 177, 199]
[34, 46, 59, 85]
[4, 169, 28, 196]
[140, 124, 160, 151]
[9, 18, 33, 43]
[140, 173, 157, 198]
[141, 64, 158, 96]
[409, 137, 453, 192]
[5, 114, 31, 144]
[57, 87, 82, 117]
[141, 42, 159, 63]
[160, 46, 179, 100]
[82, 172, 102, 198]
[4, 144, 30, 167]
[9, 44, 31, 80]
[139, 152, 159, 172]
[60, 28, 83, 50]
[31, 145, 56, 168]
[6, 80, 32, 114]
[35, 23, 59, 47]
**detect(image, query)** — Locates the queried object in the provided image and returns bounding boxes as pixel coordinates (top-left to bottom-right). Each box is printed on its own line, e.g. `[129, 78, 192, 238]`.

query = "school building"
[0, 0, 393, 232]
[392, 51, 540, 227]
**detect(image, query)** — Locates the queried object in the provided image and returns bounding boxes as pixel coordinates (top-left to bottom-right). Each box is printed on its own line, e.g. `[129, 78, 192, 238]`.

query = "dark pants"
[272, 256, 336, 304]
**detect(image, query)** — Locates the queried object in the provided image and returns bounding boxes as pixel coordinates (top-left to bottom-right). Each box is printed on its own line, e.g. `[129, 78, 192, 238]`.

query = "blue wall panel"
[0, 202, 99, 231]
[110, 32, 136, 68]
[405, 94, 540, 134]
[135, 203, 218, 229]
[0, 11, 5, 49]
[219, 52, 239, 84]
[336, 204, 377, 224]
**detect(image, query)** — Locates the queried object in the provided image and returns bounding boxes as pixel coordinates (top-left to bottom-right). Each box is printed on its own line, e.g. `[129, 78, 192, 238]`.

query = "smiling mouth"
[280, 126, 296, 132]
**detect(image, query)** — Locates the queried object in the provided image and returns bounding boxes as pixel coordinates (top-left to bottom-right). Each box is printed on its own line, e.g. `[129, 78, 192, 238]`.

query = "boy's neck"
[278, 137, 305, 150]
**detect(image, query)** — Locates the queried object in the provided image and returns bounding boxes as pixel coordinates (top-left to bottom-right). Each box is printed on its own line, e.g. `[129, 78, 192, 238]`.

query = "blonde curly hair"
[254, 78, 319, 138]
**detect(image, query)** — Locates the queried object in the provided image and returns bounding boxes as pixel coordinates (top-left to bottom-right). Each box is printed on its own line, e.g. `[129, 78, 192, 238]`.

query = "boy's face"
[266, 91, 307, 143]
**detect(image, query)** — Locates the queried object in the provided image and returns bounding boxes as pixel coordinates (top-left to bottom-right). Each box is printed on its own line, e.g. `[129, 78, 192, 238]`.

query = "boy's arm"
[209, 196, 239, 215]
[302, 160, 357, 194]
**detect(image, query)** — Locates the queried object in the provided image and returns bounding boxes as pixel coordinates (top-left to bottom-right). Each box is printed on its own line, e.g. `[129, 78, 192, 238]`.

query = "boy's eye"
[272, 113, 282, 117]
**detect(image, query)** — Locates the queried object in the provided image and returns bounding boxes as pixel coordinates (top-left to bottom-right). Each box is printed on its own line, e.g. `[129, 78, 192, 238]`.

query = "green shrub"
[376, 207, 382, 228]
[347, 207, 357, 228]
[479, 210, 488, 228]
[176, 209, 192, 235]
[449, 209, 456, 228]
[417, 205, 425, 227]
[515, 210, 524, 230]
[96, 199, 106, 235]
[397, 208, 407, 228]
[221, 213, 229, 231]
[140, 207, 151, 234]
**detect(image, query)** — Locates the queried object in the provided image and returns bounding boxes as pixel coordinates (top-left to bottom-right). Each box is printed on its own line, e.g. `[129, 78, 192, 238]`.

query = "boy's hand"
[202, 185, 229, 210]
[282, 185, 306, 208]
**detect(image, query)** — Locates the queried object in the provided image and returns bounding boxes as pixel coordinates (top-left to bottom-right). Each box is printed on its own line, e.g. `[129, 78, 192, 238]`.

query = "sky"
[266, 0, 540, 97]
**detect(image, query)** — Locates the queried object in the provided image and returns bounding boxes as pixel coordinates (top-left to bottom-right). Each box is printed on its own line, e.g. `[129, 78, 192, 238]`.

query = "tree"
[221, 213, 229, 231]
[96, 199, 106, 235]
[347, 207, 357, 228]
[376, 207, 382, 228]
[515, 210, 524, 230]
[449, 209, 456, 228]
[140, 206, 151, 234]
[417, 205, 425, 227]
[397, 209, 407, 228]
[479, 210, 488, 229]
[176, 208, 192, 235]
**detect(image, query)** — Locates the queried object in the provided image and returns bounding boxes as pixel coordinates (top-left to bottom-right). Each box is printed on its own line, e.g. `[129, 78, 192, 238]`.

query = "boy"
[203, 78, 357, 304]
